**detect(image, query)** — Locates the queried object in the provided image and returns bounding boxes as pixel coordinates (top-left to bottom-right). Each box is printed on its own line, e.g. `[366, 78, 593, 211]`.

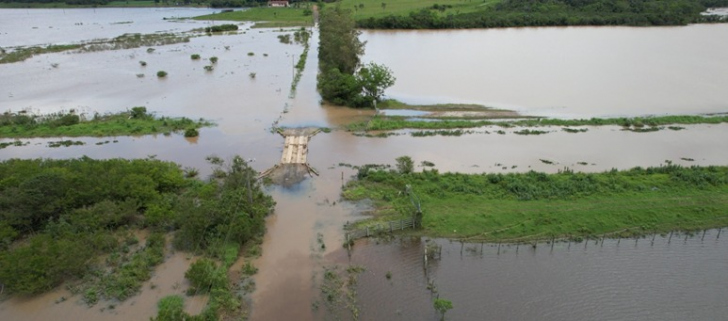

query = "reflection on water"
[338, 231, 728, 321]
[361, 25, 728, 118]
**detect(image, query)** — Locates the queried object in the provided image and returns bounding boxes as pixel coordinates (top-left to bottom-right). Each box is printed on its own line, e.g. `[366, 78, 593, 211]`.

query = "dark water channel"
[337, 231, 728, 321]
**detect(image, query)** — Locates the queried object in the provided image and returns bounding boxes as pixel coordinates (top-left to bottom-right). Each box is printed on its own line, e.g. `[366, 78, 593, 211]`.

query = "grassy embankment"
[0, 107, 212, 138]
[343, 161, 728, 242]
[194, 7, 314, 28]
[0, 157, 271, 320]
[348, 111, 728, 133]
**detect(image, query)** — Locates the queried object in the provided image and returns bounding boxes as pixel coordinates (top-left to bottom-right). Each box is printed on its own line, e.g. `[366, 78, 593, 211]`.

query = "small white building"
[269, 0, 289, 7]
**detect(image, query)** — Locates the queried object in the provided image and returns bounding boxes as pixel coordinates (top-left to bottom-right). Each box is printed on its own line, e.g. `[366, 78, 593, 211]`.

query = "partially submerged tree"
[357, 62, 396, 107]
[434, 298, 453, 320]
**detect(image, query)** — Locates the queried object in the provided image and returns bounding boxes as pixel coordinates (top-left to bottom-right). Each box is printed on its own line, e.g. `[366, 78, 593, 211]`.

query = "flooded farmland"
[1, 8, 728, 321]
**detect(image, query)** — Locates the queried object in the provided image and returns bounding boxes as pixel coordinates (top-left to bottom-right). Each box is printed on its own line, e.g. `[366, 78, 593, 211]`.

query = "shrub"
[249, 72, 256, 79]
[395, 156, 414, 174]
[204, 24, 239, 33]
[130, 106, 147, 119]
[151, 295, 187, 321]
[185, 259, 227, 293]
[139, 61, 147, 66]
[247, 52, 254, 56]
[209, 56, 218, 64]
[184, 128, 199, 137]
[157, 71, 167, 78]
[204, 65, 214, 72]
[191, 54, 201, 60]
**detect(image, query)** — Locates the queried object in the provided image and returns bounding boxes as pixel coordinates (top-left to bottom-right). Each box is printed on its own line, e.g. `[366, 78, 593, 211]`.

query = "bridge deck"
[280, 135, 309, 164]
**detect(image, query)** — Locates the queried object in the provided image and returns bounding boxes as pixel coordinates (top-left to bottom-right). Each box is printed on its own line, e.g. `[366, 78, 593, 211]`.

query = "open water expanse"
[0, 8, 727, 321]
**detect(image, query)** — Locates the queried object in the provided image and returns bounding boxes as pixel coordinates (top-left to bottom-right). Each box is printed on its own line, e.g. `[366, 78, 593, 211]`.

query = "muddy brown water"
[360, 24, 728, 118]
[334, 231, 728, 321]
[1, 9, 728, 321]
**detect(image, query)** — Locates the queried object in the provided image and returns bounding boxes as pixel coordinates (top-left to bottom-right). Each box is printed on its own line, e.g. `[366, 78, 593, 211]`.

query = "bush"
[184, 128, 199, 137]
[130, 106, 147, 119]
[151, 295, 187, 321]
[54, 114, 80, 127]
[157, 70, 167, 78]
[209, 56, 218, 64]
[204, 24, 239, 33]
[191, 54, 201, 60]
[139, 61, 147, 66]
[185, 259, 227, 293]
[396, 156, 414, 174]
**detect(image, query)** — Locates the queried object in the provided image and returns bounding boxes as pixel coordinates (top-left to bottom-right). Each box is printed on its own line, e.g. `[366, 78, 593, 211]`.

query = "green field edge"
[0, 109, 214, 139]
[341, 164, 728, 243]
[347, 113, 728, 132]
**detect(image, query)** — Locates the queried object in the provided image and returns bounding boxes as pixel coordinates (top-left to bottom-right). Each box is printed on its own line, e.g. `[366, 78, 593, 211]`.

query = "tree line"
[318, 6, 395, 108]
[357, 0, 728, 29]
[0, 156, 273, 296]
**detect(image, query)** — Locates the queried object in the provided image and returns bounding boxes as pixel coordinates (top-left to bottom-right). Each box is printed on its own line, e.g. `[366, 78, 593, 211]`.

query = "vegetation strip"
[342, 158, 728, 242]
[354, 0, 728, 29]
[289, 28, 311, 97]
[0, 107, 212, 138]
[1, 33, 190, 64]
[349, 114, 728, 132]
[194, 7, 314, 27]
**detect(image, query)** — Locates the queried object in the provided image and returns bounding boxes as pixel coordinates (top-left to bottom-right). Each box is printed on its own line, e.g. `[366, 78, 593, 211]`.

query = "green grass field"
[339, 0, 498, 20]
[195, 7, 314, 26]
[343, 164, 728, 241]
[0, 109, 212, 138]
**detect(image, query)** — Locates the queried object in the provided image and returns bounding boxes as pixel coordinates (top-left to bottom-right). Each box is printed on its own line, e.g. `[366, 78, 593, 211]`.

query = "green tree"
[395, 156, 414, 174]
[356, 62, 396, 107]
[318, 6, 365, 75]
[433, 298, 453, 320]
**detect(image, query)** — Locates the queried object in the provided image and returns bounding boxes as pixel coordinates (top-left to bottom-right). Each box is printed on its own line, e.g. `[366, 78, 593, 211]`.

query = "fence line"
[345, 217, 417, 244]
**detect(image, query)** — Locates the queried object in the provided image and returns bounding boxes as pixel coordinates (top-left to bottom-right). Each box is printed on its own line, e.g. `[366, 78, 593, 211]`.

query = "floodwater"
[2, 8, 728, 321]
[334, 230, 728, 321]
[361, 24, 728, 118]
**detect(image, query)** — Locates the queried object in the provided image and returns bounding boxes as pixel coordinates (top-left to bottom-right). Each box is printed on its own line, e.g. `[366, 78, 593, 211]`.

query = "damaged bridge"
[259, 127, 320, 186]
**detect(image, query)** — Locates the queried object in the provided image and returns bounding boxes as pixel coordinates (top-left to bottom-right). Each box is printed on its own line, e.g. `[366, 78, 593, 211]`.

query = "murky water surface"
[336, 231, 728, 321]
[1, 9, 727, 321]
[361, 25, 728, 118]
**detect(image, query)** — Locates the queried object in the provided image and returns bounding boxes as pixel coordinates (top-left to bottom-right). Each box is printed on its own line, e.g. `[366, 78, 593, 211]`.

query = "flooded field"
[1, 8, 727, 321]
[361, 24, 728, 118]
[335, 230, 728, 321]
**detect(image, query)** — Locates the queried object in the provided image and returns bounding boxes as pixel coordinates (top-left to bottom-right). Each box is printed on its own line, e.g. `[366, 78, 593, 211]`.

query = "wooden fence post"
[668, 231, 673, 244]
[718, 228, 722, 239]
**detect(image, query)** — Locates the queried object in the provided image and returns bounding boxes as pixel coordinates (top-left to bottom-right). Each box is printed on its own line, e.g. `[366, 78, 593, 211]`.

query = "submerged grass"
[0, 108, 213, 138]
[343, 162, 728, 241]
[0, 32, 189, 64]
[350, 114, 728, 132]
[0, 44, 81, 64]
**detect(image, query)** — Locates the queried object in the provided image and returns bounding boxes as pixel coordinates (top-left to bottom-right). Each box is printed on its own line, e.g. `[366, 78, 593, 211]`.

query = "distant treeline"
[357, 0, 728, 29]
[0, 0, 110, 4]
